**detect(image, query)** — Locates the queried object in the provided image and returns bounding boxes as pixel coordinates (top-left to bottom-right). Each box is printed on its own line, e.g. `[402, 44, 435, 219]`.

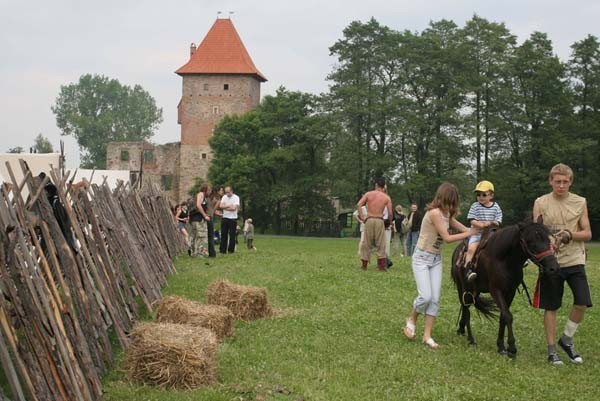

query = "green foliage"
[567, 34, 600, 234]
[32, 133, 54, 153]
[102, 237, 600, 400]
[52, 74, 163, 168]
[208, 88, 335, 233]
[323, 16, 599, 235]
[328, 19, 403, 202]
[6, 146, 23, 153]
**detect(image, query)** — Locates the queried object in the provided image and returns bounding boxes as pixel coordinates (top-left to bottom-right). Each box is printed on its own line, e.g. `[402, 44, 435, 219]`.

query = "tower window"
[161, 175, 172, 191]
[213, 106, 219, 114]
[203, 83, 209, 91]
[143, 150, 154, 163]
[202, 153, 207, 159]
[224, 84, 229, 90]
[120, 150, 129, 162]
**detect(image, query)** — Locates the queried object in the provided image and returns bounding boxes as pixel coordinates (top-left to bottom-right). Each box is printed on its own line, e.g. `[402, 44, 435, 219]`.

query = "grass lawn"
[102, 236, 600, 401]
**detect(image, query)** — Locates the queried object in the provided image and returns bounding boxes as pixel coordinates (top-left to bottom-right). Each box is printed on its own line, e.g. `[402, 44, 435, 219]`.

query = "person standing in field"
[353, 205, 368, 256]
[246, 218, 256, 250]
[533, 163, 592, 365]
[356, 177, 393, 271]
[219, 186, 240, 254]
[392, 205, 407, 257]
[404, 183, 474, 349]
[211, 186, 224, 244]
[406, 203, 424, 256]
[382, 185, 394, 268]
[175, 202, 190, 246]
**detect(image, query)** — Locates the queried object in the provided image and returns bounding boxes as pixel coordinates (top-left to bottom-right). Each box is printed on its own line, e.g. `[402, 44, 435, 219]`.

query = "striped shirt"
[467, 202, 503, 224]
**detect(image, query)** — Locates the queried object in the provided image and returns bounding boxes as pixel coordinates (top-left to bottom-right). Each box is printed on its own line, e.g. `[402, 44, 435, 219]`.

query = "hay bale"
[125, 322, 217, 389]
[155, 295, 234, 340]
[206, 279, 272, 321]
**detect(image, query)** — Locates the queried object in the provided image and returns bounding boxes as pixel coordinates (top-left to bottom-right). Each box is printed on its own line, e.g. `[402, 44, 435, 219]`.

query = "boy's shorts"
[468, 233, 482, 245]
[533, 265, 593, 310]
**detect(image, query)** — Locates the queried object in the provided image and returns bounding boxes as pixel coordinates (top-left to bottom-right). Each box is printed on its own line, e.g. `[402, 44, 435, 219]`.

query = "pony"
[451, 217, 560, 358]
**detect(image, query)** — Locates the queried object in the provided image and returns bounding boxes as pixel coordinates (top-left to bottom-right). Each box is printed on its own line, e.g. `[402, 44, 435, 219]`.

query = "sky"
[1, 0, 600, 168]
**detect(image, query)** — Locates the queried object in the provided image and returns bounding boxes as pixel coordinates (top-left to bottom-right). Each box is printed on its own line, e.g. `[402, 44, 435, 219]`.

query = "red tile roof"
[176, 19, 267, 82]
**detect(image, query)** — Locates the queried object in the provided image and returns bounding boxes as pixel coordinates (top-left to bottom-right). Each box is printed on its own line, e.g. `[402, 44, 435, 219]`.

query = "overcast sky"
[1, 0, 599, 167]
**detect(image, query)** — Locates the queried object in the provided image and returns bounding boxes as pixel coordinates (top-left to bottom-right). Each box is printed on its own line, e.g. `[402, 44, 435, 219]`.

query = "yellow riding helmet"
[474, 180, 494, 192]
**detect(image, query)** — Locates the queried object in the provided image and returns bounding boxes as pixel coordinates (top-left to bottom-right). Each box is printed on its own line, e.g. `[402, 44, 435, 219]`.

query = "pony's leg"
[464, 305, 475, 345]
[492, 289, 510, 356]
[457, 289, 466, 335]
[456, 302, 476, 345]
[504, 290, 518, 358]
[497, 318, 507, 355]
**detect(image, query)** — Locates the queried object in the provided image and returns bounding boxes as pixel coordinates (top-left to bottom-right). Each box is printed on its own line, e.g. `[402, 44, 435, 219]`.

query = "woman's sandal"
[423, 338, 439, 349]
[403, 319, 416, 340]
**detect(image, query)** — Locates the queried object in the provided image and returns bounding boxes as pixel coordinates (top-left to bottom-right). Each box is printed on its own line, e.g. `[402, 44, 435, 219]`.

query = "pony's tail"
[474, 295, 498, 319]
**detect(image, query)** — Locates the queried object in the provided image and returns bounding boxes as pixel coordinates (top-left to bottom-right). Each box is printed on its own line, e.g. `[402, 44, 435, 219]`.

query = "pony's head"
[518, 216, 560, 276]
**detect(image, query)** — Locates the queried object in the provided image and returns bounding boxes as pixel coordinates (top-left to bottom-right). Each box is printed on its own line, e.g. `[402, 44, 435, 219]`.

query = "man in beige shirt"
[356, 177, 393, 271]
[533, 163, 592, 365]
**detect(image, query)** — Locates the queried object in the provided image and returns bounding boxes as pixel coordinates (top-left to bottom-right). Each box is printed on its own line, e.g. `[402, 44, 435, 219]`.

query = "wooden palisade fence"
[0, 160, 186, 401]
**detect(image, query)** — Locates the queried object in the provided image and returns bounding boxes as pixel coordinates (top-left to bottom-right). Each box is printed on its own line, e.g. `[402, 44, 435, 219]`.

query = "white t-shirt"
[220, 194, 240, 219]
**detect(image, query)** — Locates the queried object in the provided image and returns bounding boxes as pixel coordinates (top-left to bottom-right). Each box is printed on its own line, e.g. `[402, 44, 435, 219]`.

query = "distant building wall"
[106, 142, 180, 202]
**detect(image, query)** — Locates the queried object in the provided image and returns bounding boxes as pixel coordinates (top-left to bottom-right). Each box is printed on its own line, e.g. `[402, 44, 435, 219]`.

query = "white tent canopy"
[74, 169, 130, 189]
[0, 153, 61, 198]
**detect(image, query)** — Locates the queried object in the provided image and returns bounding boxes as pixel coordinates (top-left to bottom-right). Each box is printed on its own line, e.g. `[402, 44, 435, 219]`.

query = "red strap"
[534, 248, 554, 260]
[533, 277, 541, 309]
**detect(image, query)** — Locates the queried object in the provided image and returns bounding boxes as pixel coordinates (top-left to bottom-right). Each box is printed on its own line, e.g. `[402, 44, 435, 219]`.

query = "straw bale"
[206, 279, 272, 321]
[125, 322, 217, 389]
[155, 295, 234, 340]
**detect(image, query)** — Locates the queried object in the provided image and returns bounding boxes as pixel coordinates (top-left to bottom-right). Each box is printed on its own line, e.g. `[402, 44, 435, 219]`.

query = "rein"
[519, 232, 557, 306]
[520, 238, 555, 266]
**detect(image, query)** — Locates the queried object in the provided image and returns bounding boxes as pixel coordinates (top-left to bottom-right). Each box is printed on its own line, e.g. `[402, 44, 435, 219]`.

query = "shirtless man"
[356, 177, 393, 271]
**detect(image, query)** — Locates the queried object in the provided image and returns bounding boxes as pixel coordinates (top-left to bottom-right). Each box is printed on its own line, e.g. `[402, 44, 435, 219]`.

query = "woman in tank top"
[403, 183, 475, 349]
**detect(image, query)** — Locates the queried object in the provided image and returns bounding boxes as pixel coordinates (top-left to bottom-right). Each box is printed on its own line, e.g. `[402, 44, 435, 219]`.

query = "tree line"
[7, 133, 54, 154]
[209, 15, 600, 237]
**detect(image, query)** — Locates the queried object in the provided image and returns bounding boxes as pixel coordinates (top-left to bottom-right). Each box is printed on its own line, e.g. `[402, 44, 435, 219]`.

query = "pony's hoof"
[498, 349, 508, 356]
[468, 340, 477, 346]
[456, 329, 465, 336]
[507, 351, 517, 359]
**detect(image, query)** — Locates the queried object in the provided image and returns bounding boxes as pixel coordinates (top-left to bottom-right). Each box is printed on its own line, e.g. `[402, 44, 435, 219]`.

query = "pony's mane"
[484, 224, 521, 255]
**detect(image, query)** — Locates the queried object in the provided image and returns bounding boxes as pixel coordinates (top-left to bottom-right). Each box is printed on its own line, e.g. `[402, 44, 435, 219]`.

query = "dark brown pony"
[451, 218, 560, 358]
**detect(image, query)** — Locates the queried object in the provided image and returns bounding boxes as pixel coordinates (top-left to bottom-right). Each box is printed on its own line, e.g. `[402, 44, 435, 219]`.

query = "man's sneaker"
[547, 352, 564, 365]
[466, 269, 477, 283]
[558, 338, 583, 363]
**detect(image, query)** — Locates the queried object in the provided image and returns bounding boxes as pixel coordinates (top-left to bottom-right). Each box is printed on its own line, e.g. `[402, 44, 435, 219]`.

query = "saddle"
[457, 228, 493, 270]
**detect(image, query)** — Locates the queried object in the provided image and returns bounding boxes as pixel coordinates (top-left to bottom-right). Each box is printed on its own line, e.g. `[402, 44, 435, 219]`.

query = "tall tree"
[395, 21, 469, 204]
[52, 74, 163, 168]
[568, 35, 600, 227]
[328, 19, 402, 203]
[209, 88, 335, 233]
[489, 32, 573, 221]
[459, 15, 516, 179]
[32, 133, 54, 153]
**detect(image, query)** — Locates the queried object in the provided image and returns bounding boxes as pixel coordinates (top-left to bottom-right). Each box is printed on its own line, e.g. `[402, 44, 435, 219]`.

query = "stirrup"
[462, 291, 475, 306]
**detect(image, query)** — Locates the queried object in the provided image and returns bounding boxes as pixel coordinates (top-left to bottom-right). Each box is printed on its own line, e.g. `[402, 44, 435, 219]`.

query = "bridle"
[520, 237, 556, 267]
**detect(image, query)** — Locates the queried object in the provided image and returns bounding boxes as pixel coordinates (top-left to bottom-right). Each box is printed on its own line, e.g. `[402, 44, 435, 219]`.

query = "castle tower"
[175, 18, 267, 200]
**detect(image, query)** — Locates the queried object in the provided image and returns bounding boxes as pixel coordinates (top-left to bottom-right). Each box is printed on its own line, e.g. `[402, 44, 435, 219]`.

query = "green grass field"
[102, 236, 600, 401]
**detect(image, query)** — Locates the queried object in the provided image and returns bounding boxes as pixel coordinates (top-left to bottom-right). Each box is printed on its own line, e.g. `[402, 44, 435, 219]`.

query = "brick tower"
[175, 18, 267, 200]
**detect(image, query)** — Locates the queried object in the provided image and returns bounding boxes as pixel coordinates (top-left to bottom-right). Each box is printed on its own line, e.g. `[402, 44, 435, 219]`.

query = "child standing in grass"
[246, 218, 256, 250]
[404, 183, 474, 349]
